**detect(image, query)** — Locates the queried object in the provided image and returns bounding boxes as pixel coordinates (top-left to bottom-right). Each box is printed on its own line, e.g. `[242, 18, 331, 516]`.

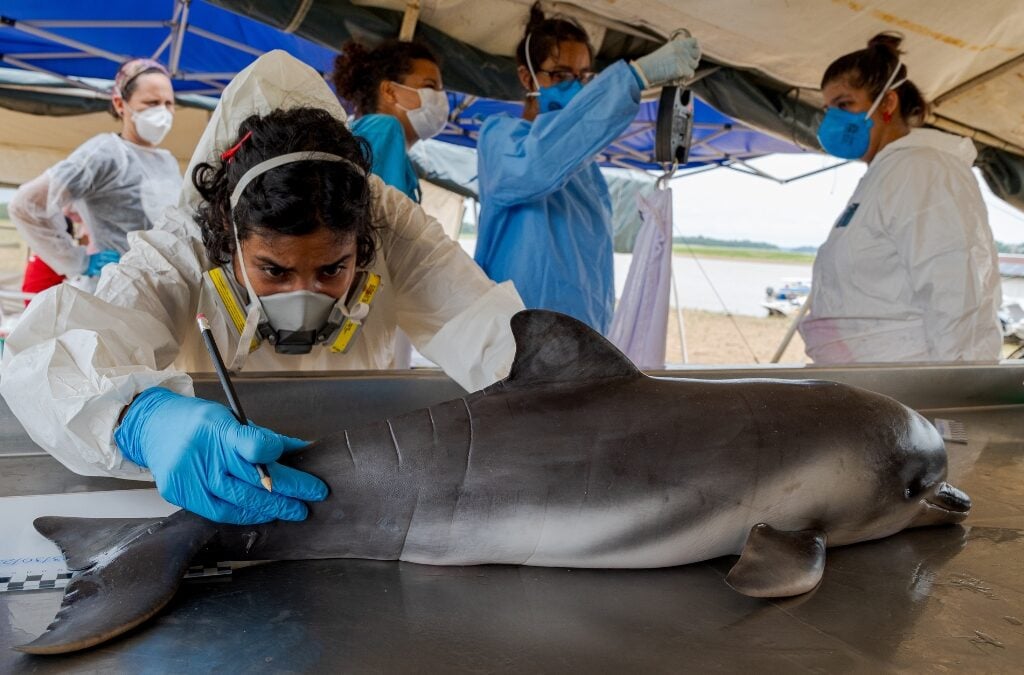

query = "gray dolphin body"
[19, 310, 970, 654]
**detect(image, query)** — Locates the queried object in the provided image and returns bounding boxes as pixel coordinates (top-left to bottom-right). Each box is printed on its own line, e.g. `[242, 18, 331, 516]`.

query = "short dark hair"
[821, 32, 927, 126]
[191, 106, 379, 268]
[331, 40, 440, 116]
[514, 2, 593, 72]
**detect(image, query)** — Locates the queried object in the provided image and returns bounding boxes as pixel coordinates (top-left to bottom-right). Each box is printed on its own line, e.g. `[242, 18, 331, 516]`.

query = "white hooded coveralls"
[0, 51, 524, 479]
[799, 128, 1001, 364]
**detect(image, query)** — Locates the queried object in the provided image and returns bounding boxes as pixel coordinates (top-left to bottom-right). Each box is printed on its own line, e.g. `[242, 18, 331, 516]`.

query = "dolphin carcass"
[18, 310, 970, 654]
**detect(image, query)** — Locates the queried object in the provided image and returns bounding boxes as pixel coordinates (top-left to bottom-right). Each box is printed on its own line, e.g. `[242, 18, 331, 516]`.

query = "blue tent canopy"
[436, 93, 804, 172]
[0, 0, 335, 96]
[0, 0, 805, 170]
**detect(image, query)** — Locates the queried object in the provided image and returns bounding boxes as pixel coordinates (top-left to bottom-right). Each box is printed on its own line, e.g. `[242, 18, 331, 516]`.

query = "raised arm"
[478, 61, 641, 207]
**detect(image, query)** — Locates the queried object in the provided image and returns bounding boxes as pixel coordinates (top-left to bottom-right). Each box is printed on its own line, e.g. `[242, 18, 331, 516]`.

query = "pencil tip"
[261, 476, 274, 492]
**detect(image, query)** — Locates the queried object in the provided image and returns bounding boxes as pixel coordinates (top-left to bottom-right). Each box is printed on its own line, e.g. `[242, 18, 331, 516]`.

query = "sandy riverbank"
[665, 308, 809, 365]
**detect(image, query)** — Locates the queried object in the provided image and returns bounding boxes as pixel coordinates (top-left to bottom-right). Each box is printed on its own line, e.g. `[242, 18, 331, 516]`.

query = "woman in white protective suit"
[0, 51, 523, 526]
[798, 33, 1001, 363]
[9, 58, 181, 289]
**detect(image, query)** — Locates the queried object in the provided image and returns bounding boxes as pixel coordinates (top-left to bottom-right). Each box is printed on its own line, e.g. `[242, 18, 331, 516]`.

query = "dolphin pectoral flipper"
[725, 523, 827, 598]
[16, 513, 217, 655]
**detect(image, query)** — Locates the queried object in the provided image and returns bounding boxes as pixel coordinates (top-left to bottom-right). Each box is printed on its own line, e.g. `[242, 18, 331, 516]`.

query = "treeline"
[673, 235, 816, 253]
[996, 240, 1024, 254]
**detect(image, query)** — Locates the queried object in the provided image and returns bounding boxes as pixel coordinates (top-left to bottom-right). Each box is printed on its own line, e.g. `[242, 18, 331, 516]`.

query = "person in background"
[799, 33, 1001, 363]
[474, 2, 700, 334]
[0, 51, 523, 526]
[331, 40, 449, 202]
[20, 208, 84, 304]
[9, 58, 182, 290]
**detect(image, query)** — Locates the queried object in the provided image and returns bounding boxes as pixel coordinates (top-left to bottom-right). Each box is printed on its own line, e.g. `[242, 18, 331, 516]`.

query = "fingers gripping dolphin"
[19, 310, 970, 654]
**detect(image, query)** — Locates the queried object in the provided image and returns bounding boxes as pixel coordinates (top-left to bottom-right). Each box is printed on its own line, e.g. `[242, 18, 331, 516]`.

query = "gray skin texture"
[19, 310, 970, 654]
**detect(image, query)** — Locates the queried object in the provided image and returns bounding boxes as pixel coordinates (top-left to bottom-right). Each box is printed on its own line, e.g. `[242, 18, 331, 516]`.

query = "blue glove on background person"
[631, 35, 702, 88]
[85, 249, 121, 276]
[115, 387, 329, 524]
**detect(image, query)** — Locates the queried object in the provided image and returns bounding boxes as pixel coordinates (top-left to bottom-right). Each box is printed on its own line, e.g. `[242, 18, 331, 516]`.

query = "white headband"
[229, 151, 364, 209]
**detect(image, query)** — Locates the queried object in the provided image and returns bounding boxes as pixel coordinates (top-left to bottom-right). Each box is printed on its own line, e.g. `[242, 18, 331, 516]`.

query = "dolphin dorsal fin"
[504, 310, 640, 388]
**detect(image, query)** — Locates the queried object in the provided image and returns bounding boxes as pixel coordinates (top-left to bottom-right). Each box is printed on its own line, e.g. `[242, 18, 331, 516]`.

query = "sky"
[664, 153, 1024, 248]
[4, 152, 1023, 248]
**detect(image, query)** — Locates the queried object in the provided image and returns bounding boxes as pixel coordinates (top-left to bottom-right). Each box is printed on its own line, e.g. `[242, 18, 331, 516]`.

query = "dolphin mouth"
[922, 482, 972, 520]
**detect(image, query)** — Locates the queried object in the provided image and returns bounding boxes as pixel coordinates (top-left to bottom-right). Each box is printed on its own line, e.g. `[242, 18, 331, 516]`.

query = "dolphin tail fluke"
[16, 512, 217, 655]
[725, 523, 827, 598]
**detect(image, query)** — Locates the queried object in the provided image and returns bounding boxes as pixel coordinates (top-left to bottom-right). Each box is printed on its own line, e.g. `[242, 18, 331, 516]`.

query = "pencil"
[196, 313, 273, 492]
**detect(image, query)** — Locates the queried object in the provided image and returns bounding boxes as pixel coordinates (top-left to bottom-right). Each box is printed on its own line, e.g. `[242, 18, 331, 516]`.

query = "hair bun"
[526, 2, 547, 33]
[867, 32, 904, 55]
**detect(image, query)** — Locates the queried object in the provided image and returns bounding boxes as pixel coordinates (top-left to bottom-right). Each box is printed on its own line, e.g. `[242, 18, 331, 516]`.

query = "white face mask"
[130, 105, 173, 145]
[393, 82, 450, 140]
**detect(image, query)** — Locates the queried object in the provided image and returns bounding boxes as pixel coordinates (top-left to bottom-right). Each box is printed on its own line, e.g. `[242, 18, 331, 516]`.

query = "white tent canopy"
[358, 0, 1024, 155]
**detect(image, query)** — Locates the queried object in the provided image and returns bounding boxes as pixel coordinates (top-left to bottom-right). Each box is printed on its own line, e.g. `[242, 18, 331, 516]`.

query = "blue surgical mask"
[537, 79, 583, 112]
[523, 32, 586, 114]
[817, 107, 874, 159]
[817, 60, 907, 160]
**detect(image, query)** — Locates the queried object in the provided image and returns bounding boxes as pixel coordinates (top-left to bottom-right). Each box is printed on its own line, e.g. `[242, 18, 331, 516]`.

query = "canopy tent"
[0, 0, 808, 180]
[204, 0, 1024, 211]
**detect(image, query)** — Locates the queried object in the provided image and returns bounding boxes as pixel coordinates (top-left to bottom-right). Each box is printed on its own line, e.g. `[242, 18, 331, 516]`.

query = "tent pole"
[0, 17, 127, 65]
[770, 296, 810, 363]
[168, 0, 191, 76]
[399, 2, 421, 42]
[0, 55, 108, 93]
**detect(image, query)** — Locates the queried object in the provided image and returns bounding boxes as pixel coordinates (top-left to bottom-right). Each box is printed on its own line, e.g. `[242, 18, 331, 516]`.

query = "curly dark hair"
[514, 2, 593, 72]
[192, 106, 379, 268]
[331, 40, 440, 116]
[822, 32, 927, 126]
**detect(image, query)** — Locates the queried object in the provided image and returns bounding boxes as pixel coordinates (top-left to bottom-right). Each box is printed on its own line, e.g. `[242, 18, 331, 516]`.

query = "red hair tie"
[221, 130, 252, 162]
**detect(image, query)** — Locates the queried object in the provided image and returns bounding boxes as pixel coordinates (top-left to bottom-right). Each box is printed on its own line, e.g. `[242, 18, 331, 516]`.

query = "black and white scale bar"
[1, 564, 232, 593]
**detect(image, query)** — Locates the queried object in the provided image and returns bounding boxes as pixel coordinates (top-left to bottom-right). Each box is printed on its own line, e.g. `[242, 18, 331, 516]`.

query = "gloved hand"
[85, 249, 121, 276]
[631, 35, 702, 89]
[114, 387, 329, 524]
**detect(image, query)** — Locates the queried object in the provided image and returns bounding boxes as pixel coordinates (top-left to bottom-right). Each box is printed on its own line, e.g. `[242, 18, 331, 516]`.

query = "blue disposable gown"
[475, 61, 641, 333]
[351, 114, 420, 202]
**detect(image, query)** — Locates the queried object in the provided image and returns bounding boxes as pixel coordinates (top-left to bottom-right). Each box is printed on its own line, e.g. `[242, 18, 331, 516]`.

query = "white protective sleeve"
[0, 50, 522, 478]
[373, 176, 522, 390]
[8, 172, 87, 276]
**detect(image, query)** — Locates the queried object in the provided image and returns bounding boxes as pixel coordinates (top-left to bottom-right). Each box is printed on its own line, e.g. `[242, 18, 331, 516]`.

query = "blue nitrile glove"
[85, 249, 121, 276]
[631, 36, 702, 89]
[114, 387, 328, 524]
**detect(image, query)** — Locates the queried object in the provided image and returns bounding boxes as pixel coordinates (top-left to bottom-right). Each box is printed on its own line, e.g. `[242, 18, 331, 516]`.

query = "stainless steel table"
[1, 368, 1022, 672]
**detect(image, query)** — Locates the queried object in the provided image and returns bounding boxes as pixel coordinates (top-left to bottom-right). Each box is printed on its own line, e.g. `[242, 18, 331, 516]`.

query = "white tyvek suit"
[0, 51, 524, 478]
[10, 133, 182, 276]
[799, 129, 1001, 364]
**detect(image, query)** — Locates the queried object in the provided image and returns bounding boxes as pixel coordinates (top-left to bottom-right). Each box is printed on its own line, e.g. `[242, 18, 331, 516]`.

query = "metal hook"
[656, 161, 678, 190]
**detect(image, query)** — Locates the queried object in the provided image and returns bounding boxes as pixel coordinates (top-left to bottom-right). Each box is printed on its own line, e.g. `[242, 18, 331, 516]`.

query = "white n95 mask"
[393, 83, 450, 140]
[132, 105, 174, 145]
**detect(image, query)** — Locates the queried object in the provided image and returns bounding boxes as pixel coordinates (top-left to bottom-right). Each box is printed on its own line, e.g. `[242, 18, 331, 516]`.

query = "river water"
[462, 240, 1024, 319]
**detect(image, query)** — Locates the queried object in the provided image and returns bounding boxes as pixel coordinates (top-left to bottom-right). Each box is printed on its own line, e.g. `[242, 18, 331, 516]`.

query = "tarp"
[207, 0, 1024, 210]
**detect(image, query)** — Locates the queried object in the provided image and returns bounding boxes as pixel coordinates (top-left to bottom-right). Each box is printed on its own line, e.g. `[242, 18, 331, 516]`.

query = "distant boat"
[763, 278, 810, 317]
[998, 254, 1024, 278]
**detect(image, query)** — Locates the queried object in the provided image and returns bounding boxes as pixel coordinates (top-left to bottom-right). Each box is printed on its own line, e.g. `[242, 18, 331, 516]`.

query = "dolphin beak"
[911, 482, 972, 528]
